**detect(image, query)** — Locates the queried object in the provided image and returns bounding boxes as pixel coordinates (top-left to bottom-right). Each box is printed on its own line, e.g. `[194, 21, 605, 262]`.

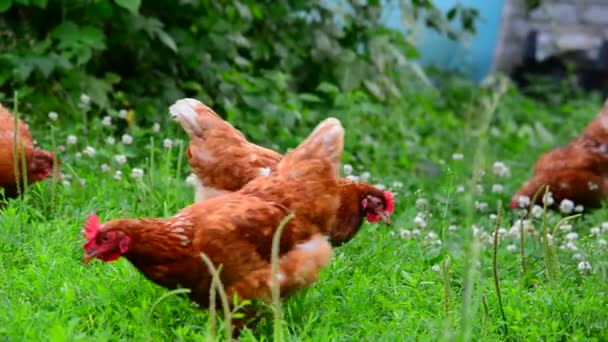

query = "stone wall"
[493, 0, 608, 73]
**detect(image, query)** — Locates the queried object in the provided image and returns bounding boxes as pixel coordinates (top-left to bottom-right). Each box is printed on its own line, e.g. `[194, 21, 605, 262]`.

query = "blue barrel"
[382, 0, 505, 81]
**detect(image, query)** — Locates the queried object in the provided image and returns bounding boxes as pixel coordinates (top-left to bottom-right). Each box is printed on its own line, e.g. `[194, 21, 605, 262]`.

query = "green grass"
[2, 79, 608, 341]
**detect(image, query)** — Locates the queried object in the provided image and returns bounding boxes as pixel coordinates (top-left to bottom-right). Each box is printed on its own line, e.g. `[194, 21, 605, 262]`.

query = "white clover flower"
[413, 214, 427, 228]
[452, 153, 464, 161]
[542, 192, 555, 206]
[448, 225, 458, 231]
[492, 161, 510, 177]
[475, 201, 488, 212]
[78, 178, 86, 186]
[57, 145, 66, 153]
[563, 241, 578, 252]
[389, 231, 396, 237]
[67, 135, 77, 145]
[415, 198, 428, 212]
[531, 205, 544, 218]
[558, 224, 572, 232]
[185, 173, 198, 187]
[412, 229, 421, 236]
[391, 181, 403, 189]
[114, 154, 127, 165]
[122, 134, 133, 145]
[456, 185, 465, 193]
[374, 183, 386, 190]
[80, 94, 91, 105]
[106, 136, 116, 145]
[515, 195, 530, 208]
[498, 227, 507, 236]
[343, 164, 353, 175]
[572, 253, 584, 261]
[101, 116, 112, 127]
[559, 199, 574, 214]
[113, 170, 123, 180]
[75, 152, 82, 159]
[590, 227, 601, 237]
[346, 175, 359, 181]
[118, 109, 128, 119]
[131, 168, 144, 179]
[399, 229, 411, 239]
[588, 182, 599, 191]
[577, 261, 592, 273]
[574, 204, 584, 213]
[566, 232, 579, 241]
[602, 222, 608, 233]
[48, 112, 58, 121]
[489, 213, 497, 220]
[598, 239, 607, 246]
[506, 244, 517, 253]
[100, 163, 110, 172]
[83, 146, 96, 157]
[491, 184, 504, 194]
[163, 138, 173, 149]
[475, 184, 484, 194]
[360, 171, 371, 182]
[431, 265, 441, 273]
[61, 180, 71, 186]
[152, 122, 161, 133]
[426, 231, 438, 240]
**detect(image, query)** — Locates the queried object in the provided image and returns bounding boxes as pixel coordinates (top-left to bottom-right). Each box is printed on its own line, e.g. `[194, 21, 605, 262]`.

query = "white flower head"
[343, 164, 353, 175]
[100, 163, 110, 172]
[565, 232, 579, 241]
[506, 244, 517, 253]
[577, 261, 592, 274]
[75, 152, 82, 159]
[598, 239, 607, 246]
[114, 154, 127, 165]
[492, 161, 510, 178]
[448, 225, 458, 231]
[602, 222, 608, 233]
[491, 184, 504, 194]
[475, 184, 484, 194]
[101, 116, 112, 127]
[80, 93, 91, 106]
[163, 138, 173, 149]
[542, 192, 555, 206]
[475, 201, 488, 212]
[399, 229, 411, 239]
[391, 181, 403, 189]
[531, 205, 544, 218]
[360, 171, 371, 182]
[415, 198, 428, 212]
[122, 134, 133, 145]
[559, 199, 574, 214]
[574, 204, 584, 213]
[456, 185, 465, 193]
[590, 227, 601, 237]
[48, 112, 58, 121]
[516, 195, 530, 208]
[452, 153, 464, 161]
[67, 135, 77, 145]
[106, 136, 116, 145]
[413, 214, 427, 228]
[83, 146, 96, 157]
[431, 265, 441, 273]
[572, 253, 585, 261]
[118, 109, 128, 119]
[185, 173, 198, 187]
[113, 170, 123, 180]
[131, 168, 144, 179]
[152, 122, 161, 133]
[374, 183, 386, 190]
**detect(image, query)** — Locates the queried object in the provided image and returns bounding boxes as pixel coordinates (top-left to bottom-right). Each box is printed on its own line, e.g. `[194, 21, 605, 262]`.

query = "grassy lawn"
[2, 80, 608, 341]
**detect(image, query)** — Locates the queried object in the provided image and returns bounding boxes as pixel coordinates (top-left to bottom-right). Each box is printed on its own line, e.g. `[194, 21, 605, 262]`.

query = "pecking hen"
[83, 117, 347, 334]
[511, 99, 608, 211]
[169, 98, 394, 246]
[0, 103, 60, 200]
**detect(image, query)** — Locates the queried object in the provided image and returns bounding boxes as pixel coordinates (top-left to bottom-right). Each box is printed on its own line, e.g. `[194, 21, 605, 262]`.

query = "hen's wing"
[0, 105, 36, 194]
[170, 98, 281, 201]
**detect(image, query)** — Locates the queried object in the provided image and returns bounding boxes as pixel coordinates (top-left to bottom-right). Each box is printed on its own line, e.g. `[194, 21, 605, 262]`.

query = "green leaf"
[114, 0, 140, 14]
[156, 30, 177, 52]
[80, 26, 106, 49]
[30, 0, 47, 8]
[14, 0, 28, 5]
[0, 0, 12, 13]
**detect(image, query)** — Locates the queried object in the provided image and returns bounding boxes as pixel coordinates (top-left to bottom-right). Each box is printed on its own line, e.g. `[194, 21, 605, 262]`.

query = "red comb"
[84, 214, 100, 240]
[384, 191, 395, 213]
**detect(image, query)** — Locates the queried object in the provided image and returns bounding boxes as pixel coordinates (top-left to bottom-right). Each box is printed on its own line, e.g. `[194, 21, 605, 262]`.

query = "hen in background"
[0, 103, 60, 200]
[511, 99, 608, 211]
[170, 98, 394, 246]
[83, 117, 346, 335]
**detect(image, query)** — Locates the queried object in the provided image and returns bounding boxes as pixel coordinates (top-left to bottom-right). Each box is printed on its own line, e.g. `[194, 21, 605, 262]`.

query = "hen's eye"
[101, 235, 110, 242]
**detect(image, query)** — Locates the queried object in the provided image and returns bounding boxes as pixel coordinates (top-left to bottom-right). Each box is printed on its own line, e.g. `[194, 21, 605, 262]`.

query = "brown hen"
[0, 103, 59, 200]
[511, 99, 608, 210]
[170, 98, 394, 246]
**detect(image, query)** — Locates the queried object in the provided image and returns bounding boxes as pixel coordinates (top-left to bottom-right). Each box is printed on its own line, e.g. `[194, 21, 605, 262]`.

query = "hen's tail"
[277, 117, 344, 176]
[169, 98, 245, 139]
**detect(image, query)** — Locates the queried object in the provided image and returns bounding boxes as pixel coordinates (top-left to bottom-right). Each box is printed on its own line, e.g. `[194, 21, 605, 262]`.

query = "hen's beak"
[380, 211, 391, 225]
[83, 251, 97, 264]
